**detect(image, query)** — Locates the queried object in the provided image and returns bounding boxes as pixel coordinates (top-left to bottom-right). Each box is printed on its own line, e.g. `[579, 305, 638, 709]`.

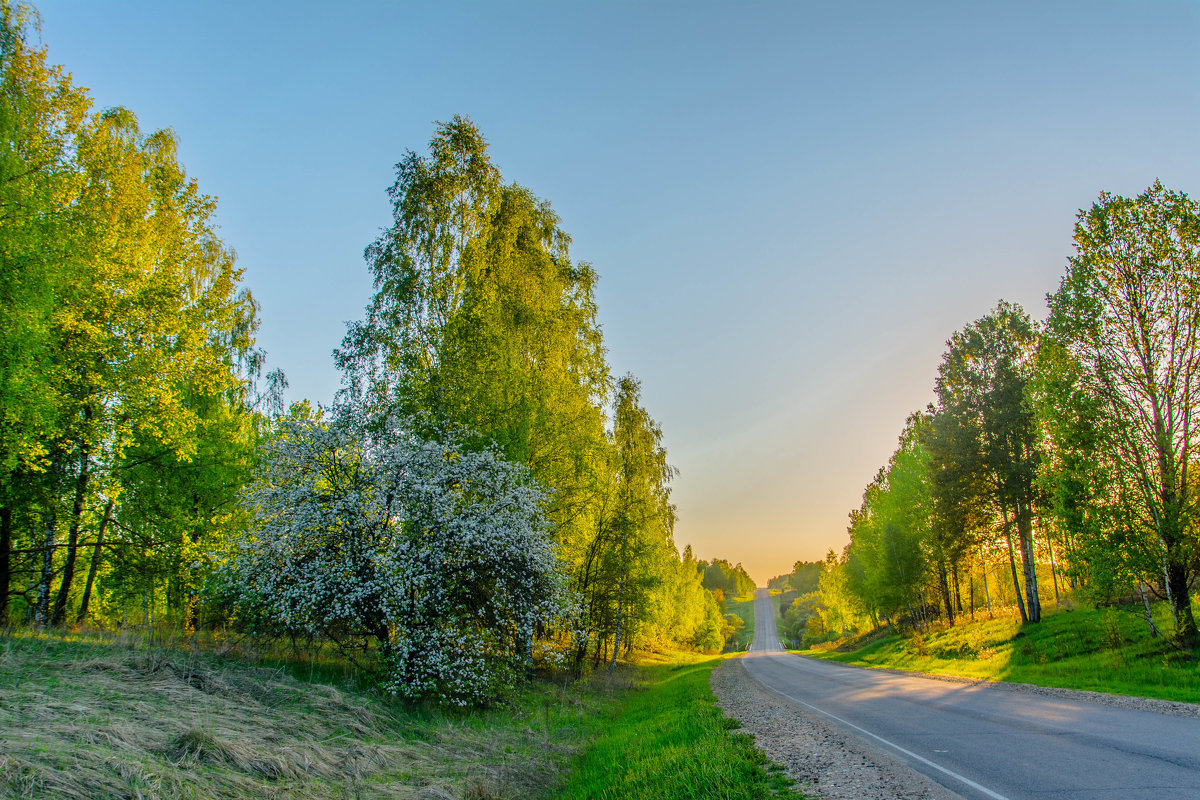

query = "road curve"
[742, 589, 1200, 800]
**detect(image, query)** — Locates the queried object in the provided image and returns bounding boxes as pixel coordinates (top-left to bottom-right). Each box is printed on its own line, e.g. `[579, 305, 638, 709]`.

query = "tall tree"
[936, 302, 1042, 622]
[1046, 182, 1200, 645]
[335, 116, 610, 557]
[0, 2, 261, 626]
[605, 375, 676, 668]
[924, 405, 991, 624]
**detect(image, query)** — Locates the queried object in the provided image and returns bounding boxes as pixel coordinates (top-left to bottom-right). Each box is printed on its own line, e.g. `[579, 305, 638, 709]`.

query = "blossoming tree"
[228, 403, 565, 704]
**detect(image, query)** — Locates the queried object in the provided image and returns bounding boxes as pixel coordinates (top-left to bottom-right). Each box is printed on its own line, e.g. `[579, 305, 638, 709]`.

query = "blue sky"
[38, 1, 1200, 583]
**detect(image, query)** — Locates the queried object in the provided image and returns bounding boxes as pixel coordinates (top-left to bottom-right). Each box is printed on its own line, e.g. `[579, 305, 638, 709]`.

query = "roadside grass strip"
[803, 602, 1200, 704]
[553, 658, 803, 800]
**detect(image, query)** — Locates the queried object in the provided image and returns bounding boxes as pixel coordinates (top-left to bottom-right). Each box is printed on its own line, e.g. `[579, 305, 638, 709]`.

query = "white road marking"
[753, 658, 1012, 800]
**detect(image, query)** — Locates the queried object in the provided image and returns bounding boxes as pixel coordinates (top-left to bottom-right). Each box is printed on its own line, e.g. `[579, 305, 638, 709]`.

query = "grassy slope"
[0, 630, 611, 800]
[552, 656, 801, 800]
[802, 603, 1200, 704]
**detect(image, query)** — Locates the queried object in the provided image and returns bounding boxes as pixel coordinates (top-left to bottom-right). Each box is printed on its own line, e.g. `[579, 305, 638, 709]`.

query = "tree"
[0, 2, 262, 627]
[335, 116, 611, 602]
[924, 405, 991, 624]
[842, 415, 931, 628]
[228, 403, 565, 705]
[1046, 182, 1200, 645]
[604, 375, 676, 668]
[936, 302, 1042, 622]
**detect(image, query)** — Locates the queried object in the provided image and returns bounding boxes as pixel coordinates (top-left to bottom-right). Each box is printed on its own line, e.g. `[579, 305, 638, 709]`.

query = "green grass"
[552, 657, 802, 800]
[802, 602, 1200, 704]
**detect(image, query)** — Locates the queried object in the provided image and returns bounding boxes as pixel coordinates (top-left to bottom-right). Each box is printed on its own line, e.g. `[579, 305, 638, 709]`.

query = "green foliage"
[1045, 181, 1200, 644]
[335, 115, 610, 542]
[0, 1, 265, 630]
[722, 595, 755, 652]
[701, 558, 755, 599]
[827, 185, 1200, 661]
[779, 591, 823, 648]
[335, 116, 718, 669]
[842, 416, 931, 623]
[935, 301, 1042, 623]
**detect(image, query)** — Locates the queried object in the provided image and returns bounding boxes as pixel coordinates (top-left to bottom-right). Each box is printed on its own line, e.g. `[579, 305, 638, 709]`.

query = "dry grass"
[0, 629, 606, 800]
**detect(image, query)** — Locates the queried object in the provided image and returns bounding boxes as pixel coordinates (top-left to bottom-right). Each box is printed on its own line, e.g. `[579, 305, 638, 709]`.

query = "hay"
[0, 631, 586, 800]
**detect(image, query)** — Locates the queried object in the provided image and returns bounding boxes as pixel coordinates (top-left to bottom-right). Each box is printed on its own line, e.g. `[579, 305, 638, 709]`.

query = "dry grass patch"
[0, 630, 608, 800]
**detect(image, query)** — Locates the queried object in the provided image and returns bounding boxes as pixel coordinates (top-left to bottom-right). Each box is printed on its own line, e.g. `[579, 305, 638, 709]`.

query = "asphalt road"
[742, 589, 1200, 800]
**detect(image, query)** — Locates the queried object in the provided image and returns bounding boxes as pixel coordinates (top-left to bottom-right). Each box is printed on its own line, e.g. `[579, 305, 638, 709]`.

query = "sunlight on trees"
[820, 184, 1200, 651]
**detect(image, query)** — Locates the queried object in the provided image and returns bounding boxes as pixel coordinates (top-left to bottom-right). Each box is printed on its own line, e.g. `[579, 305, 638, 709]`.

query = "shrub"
[226, 403, 566, 705]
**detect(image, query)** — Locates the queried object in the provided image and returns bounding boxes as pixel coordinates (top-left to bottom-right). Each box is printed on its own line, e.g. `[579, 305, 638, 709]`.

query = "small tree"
[228, 403, 565, 705]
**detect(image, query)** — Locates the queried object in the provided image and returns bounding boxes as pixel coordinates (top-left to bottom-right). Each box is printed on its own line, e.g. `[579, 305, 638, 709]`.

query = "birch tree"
[1046, 182, 1200, 645]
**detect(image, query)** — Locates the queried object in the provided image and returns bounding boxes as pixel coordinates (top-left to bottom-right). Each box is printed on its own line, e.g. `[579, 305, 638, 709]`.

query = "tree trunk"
[1047, 531, 1061, 606]
[76, 498, 114, 624]
[1001, 509, 1028, 623]
[1137, 579, 1160, 639]
[0, 505, 11, 626]
[608, 516, 630, 672]
[981, 556, 993, 617]
[35, 508, 57, 626]
[1015, 499, 1040, 623]
[937, 559, 954, 625]
[1159, 489, 1198, 645]
[952, 566, 964, 615]
[51, 447, 90, 626]
[968, 567, 976, 621]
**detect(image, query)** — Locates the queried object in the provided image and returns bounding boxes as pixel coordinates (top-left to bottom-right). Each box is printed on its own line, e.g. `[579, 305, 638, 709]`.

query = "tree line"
[0, 3, 268, 632]
[795, 182, 1200, 650]
[0, 3, 735, 701]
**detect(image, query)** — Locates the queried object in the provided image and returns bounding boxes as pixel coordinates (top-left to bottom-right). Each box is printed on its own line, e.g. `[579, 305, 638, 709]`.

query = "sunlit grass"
[802, 601, 1200, 703]
[551, 657, 803, 800]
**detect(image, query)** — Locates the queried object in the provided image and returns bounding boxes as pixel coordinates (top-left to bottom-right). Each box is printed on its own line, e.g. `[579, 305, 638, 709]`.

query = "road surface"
[742, 589, 1200, 800]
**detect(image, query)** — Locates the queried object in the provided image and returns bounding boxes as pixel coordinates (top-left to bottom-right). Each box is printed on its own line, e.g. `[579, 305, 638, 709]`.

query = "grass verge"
[552, 656, 803, 800]
[0, 628, 615, 800]
[802, 602, 1200, 704]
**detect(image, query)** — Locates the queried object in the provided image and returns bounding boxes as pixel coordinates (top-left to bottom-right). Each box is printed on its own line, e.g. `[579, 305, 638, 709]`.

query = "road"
[742, 589, 1200, 800]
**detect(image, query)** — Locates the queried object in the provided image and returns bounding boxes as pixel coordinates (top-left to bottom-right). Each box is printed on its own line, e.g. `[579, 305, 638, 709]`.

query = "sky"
[36, 1, 1200, 585]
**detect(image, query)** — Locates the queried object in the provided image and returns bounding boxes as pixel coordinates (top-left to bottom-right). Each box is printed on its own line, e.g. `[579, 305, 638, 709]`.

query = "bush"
[226, 403, 566, 705]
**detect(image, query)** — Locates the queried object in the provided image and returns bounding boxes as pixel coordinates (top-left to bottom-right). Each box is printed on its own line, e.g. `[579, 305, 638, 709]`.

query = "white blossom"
[225, 403, 566, 705]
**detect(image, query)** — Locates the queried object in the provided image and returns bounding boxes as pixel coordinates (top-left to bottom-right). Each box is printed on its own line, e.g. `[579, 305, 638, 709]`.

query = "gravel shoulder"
[711, 658, 966, 800]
